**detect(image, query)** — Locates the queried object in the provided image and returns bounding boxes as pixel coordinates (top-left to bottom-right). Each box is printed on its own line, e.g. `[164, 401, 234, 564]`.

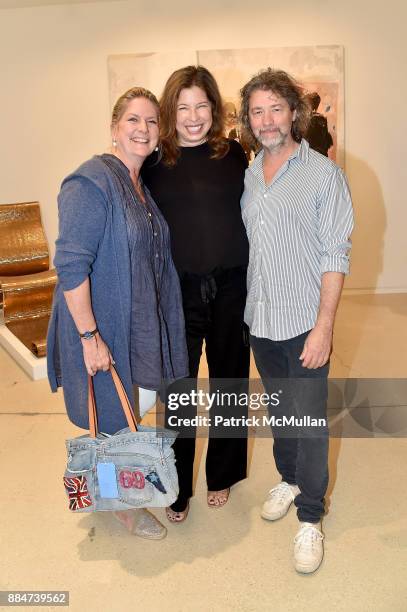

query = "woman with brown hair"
[142, 66, 250, 523]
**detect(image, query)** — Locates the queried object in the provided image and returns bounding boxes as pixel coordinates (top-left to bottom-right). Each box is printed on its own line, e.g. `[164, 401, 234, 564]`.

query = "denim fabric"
[250, 332, 329, 523]
[63, 425, 179, 512]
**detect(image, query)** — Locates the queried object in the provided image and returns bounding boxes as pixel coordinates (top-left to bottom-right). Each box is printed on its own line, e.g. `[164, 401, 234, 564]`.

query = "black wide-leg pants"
[165, 266, 250, 509]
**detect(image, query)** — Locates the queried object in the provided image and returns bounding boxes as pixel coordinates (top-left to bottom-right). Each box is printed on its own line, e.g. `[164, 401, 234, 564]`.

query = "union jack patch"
[63, 475, 93, 511]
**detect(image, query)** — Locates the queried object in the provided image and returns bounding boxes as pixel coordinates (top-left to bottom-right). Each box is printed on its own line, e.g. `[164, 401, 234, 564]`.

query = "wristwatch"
[79, 327, 98, 340]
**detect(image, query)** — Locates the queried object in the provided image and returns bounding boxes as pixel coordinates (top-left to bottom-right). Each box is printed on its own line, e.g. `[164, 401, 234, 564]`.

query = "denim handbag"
[63, 366, 179, 512]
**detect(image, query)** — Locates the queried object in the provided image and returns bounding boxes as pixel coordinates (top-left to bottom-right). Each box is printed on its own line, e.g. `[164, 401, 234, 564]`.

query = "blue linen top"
[102, 154, 187, 387]
[47, 154, 189, 434]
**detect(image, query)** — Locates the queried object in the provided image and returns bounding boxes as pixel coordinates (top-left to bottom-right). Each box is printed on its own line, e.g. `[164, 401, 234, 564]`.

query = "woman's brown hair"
[159, 65, 229, 166]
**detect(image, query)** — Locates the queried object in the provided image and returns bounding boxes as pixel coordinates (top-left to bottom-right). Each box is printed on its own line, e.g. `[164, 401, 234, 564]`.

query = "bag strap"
[87, 366, 138, 438]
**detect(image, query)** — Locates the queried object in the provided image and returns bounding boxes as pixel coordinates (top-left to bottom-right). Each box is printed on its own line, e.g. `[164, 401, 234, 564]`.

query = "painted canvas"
[108, 45, 344, 166]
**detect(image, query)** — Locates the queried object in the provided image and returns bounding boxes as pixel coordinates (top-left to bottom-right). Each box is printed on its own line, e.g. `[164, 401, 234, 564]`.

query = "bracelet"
[79, 327, 99, 340]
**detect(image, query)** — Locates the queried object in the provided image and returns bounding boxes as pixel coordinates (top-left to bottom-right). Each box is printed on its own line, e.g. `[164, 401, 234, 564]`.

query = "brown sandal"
[207, 488, 230, 508]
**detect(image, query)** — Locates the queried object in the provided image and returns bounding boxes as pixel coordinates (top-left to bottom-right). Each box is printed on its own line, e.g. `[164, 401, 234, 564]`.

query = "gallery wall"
[0, 0, 405, 292]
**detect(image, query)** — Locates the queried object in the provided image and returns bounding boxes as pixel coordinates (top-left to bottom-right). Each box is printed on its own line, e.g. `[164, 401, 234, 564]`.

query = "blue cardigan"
[48, 156, 144, 433]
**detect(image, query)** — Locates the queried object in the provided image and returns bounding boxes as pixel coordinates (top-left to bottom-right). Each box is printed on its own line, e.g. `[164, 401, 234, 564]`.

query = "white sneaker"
[294, 522, 324, 574]
[261, 481, 300, 521]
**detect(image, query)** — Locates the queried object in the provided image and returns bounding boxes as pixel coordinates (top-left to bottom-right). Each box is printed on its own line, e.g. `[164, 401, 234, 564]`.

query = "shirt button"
[155, 253, 159, 258]
[260, 220, 264, 225]
[263, 193, 267, 198]
[148, 212, 152, 217]
[154, 232, 157, 236]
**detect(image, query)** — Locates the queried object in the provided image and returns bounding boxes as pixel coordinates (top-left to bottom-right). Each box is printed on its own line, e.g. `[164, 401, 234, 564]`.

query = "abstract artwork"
[108, 45, 344, 166]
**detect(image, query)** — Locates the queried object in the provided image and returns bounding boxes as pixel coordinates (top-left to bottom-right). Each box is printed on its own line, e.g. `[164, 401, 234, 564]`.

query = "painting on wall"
[108, 45, 344, 166]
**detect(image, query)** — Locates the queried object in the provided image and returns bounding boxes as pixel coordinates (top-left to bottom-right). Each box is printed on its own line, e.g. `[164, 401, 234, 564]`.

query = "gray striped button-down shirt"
[241, 139, 354, 341]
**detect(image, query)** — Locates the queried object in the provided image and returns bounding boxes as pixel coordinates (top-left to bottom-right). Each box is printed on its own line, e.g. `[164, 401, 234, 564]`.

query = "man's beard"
[258, 128, 288, 150]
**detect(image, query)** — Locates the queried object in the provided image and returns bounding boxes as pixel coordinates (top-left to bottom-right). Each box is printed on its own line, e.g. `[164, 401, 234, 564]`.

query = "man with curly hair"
[239, 69, 354, 574]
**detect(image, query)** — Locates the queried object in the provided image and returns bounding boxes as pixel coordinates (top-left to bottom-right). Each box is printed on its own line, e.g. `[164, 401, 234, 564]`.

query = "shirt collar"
[295, 138, 310, 164]
[249, 138, 310, 181]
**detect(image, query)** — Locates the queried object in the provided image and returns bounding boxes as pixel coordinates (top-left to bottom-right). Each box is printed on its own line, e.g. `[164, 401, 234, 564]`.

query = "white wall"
[0, 0, 406, 292]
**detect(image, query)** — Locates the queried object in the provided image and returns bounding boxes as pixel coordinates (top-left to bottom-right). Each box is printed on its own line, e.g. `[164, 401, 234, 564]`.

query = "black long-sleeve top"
[142, 139, 249, 276]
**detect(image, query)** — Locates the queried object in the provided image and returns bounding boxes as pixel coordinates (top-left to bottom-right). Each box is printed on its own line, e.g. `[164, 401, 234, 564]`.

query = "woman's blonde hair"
[111, 87, 159, 129]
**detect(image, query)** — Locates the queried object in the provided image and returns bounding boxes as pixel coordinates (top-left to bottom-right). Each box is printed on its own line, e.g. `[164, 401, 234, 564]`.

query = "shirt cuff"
[320, 256, 350, 275]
